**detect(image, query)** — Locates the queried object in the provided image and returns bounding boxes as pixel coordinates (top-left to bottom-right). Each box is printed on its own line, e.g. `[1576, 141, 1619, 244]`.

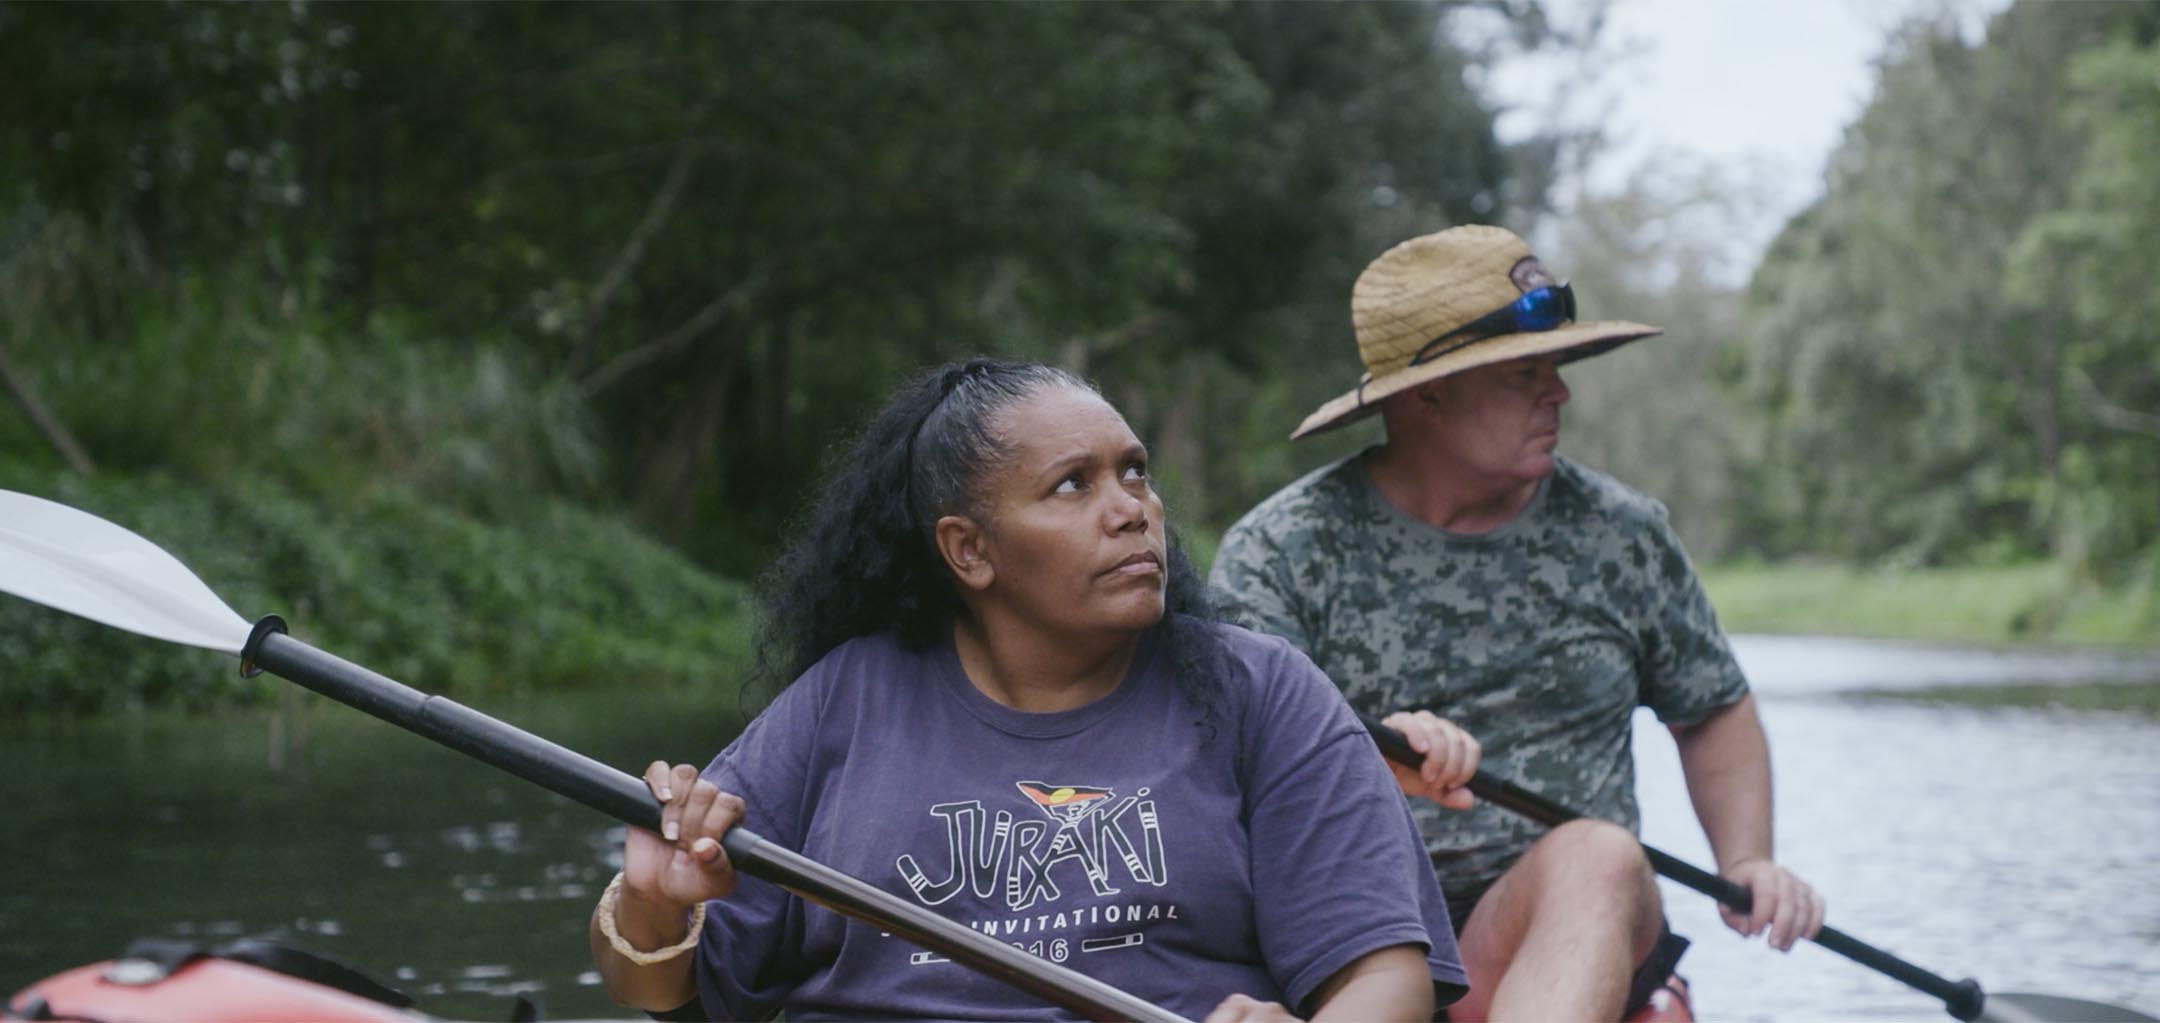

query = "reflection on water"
[1635, 635, 2160, 1021]
[2, 639, 2155, 1021]
[0, 685, 743, 1021]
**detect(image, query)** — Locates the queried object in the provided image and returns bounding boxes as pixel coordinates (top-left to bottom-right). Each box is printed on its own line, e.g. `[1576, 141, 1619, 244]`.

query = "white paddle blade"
[1983, 993, 2160, 1023]
[0, 489, 251, 655]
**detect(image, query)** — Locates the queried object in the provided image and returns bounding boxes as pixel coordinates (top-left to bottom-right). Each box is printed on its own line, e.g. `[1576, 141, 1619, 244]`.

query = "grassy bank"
[0, 467, 754, 714]
[1848, 681, 2160, 716]
[0, 276, 767, 713]
[1701, 561, 2160, 647]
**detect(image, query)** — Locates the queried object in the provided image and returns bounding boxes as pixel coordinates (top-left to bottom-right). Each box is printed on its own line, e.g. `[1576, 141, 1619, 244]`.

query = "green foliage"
[2006, 34, 2160, 575]
[0, 2, 1560, 710]
[1, 1, 1527, 562]
[1728, 1, 2160, 611]
[1541, 161, 1767, 557]
[0, 213, 743, 714]
[0, 211, 609, 515]
[1701, 560, 2157, 646]
[0, 2, 336, 269]
[0, 463, 752, 714]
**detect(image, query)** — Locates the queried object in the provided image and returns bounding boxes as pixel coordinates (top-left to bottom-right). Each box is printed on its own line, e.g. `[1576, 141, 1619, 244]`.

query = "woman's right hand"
[1381, 710, 1479, 811]
[621, 761, 747, 918]
[594, 762, 744, 1010]
[1204, 994, 1301, 1023]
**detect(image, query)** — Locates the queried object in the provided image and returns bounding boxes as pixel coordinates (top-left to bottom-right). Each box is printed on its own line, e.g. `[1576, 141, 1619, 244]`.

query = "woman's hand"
[1381, 710, 1479, 810]
[623, 761, 746, 912]
[1204, 994, 1301, 1023]
[591, 761, 747, 1011]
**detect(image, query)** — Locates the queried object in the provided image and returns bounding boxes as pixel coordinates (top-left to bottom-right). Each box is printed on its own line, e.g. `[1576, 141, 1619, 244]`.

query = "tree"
[2005, 30, 2160, 579]
[1540, 159, 1781, 558]
[1728, 2, 2155, 569]
[1, 2, 1546, 571]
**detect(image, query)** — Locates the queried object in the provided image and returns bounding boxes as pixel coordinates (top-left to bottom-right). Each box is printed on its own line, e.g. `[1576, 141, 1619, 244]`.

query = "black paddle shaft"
[1360, 713, 1989, 1022]
[239, 617, 1190, 1023]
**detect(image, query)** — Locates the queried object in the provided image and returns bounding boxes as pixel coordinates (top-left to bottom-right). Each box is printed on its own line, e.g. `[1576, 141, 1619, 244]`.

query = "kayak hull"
[6, 958, 415, 1023]
[1628, 974, 1694, 1023]
[7, 952, 1697, 1023]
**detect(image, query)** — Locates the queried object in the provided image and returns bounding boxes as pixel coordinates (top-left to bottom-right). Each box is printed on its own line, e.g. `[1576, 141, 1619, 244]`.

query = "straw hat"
[1291, 225, 1662, 439]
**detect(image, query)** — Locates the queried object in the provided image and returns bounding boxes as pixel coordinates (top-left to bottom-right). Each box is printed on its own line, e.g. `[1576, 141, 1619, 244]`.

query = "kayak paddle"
[1360, 713, 2156, 1023]
[0, 489, 1190, 1023]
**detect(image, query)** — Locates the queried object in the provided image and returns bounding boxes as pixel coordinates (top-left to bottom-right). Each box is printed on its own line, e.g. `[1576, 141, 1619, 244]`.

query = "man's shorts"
[1440, 877, 1691, 1020]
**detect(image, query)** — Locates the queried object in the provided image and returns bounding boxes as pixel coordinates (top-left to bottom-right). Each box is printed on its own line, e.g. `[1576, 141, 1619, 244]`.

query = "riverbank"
[1702, 561, 2159, 648]
[1848, 680, 2160, 716]
[0, 467, 754, 713]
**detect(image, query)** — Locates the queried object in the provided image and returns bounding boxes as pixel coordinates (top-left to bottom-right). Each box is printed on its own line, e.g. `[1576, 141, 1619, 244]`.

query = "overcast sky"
[1477, 0, 2011, 272]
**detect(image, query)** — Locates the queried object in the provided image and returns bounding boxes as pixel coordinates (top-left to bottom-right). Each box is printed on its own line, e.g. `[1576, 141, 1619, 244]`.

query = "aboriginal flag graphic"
[1014, 781, 1115, 824]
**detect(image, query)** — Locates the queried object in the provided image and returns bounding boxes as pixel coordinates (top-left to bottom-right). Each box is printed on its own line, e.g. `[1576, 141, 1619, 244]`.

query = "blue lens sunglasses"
[1409, 283, 1576, 366]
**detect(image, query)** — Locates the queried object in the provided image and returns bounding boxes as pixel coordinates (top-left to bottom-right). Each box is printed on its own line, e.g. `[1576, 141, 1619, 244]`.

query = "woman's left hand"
[1203, 994, 1301, 1023]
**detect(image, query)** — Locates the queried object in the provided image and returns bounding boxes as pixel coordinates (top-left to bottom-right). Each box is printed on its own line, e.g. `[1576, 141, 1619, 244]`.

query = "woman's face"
[941, 385, 1167, 637]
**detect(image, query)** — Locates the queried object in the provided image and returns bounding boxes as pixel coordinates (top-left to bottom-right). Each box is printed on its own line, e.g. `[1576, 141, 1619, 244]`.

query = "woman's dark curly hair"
[752, 357, 1226, 719]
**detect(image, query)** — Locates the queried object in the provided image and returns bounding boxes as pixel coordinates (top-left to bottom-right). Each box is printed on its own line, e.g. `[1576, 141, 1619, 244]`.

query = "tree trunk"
[568, 98, 712, 375]
[765, 316, 793, 459]
[2028, 322, 2063, 484]
[577, 272, 769, 399]
[0, 342, 96, 475]
[630, 334, 746, 540]
[1057, 310, 1170, 377]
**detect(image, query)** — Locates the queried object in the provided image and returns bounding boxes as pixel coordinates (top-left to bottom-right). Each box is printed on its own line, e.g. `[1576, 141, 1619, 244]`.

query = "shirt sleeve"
[688, 673, 827, 1021]
[1209, 518, 1319, 656]
[1238, 637, 1469, 1011]
[1634, 506, 1750, 725]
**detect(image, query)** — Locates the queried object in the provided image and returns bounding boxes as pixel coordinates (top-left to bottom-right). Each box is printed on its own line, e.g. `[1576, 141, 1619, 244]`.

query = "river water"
[1636, 636, 2160, 1021]
[2, 636, 2156, 1021]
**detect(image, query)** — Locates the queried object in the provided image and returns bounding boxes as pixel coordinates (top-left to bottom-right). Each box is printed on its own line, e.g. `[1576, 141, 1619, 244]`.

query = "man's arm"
[1670, 694, 1824, 951]
[1670, 693, 1772, 867]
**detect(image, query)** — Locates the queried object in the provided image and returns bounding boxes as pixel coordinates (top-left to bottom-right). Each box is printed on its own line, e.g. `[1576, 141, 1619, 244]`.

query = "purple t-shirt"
[690, 619, 1466, 1022]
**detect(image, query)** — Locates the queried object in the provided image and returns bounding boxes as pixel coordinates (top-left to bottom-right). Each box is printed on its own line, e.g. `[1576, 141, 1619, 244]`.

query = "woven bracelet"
[596, 872, 707, 966]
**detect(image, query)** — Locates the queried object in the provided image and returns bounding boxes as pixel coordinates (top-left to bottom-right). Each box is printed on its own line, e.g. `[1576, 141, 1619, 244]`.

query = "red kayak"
[1631, 974, 1694, 1023]
[6, 940, 1694, 1022]
[8, 956, 415, 1023]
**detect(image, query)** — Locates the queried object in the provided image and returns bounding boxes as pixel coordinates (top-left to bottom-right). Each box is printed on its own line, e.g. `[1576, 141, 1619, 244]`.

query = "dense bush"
[0, 2, 1546, 709]
[1730, 3, 2160, 585]
[0, 1, 1531, 571]
[0, 464, 751, 713]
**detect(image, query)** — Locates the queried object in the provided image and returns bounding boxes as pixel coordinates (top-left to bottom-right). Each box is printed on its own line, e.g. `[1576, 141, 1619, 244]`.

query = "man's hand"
[1719, 858, 1824, 952]
[1381, 710, 1479, 810]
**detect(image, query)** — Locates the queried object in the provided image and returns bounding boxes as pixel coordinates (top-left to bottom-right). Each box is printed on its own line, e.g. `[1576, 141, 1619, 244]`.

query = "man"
[1210, 225, 1823, 1022]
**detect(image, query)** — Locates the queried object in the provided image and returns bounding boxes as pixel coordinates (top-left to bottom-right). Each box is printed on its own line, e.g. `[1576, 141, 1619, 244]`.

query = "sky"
[1476, 0, 2011, 276]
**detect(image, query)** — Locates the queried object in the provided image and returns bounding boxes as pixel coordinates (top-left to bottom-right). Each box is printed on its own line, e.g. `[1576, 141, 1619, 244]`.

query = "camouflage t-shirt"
[1208, 452, 1748, 893]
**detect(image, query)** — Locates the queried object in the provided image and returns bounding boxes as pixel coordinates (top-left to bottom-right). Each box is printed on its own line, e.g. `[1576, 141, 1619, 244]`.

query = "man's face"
[1420, 353, 1571, 484]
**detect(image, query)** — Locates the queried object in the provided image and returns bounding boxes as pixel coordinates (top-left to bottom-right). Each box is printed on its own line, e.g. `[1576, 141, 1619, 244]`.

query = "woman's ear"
[935, 515, 995, 592]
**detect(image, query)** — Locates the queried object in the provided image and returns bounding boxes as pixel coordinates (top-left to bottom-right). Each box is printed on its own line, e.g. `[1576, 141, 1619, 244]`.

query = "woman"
[590, 359, 1465, 1021]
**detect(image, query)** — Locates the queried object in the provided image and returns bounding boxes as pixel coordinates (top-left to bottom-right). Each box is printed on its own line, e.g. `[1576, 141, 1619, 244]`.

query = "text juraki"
[896, 789, 1168, 910]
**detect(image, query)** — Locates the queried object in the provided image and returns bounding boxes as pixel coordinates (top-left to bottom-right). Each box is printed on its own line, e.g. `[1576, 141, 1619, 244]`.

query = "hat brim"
[1291, 320, 1663, 440]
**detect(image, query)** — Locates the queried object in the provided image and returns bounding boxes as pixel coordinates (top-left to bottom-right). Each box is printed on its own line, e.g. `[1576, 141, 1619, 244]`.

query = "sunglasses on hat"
[1409, 283, 1576, 367]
